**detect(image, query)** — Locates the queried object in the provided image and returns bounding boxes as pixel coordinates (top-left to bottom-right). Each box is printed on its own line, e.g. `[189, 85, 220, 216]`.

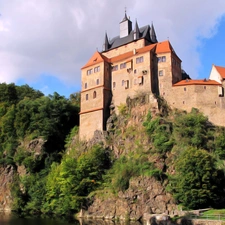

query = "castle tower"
[80, 14, 183, 140]
[79, 51, 111, 140]
[120, 12, 132, 38]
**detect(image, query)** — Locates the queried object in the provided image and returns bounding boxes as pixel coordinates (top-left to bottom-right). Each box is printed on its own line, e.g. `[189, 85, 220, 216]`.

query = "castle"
[79, 13, 225, 140]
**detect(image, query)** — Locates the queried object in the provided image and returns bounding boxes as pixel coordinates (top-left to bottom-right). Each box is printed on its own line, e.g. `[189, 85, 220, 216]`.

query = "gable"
[82, 51, 109, 69]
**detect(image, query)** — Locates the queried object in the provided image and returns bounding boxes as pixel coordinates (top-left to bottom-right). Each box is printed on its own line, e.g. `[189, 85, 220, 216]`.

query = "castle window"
[94, 66, 100, 73]
[86, 94, 88, 100]
[93, 91, 97, 99]
[158, 56, 166, 62]
[184, 87, 186, 91]
[138, 76, 143, 85]
[159, 70, 163, 76]
[113, 82, 116, 88]
[120, 62, 126, 69]
[204, 86, 206, 90]
[125, 80, 129, 89]
[136, 56, 144, 64]
[84, 83, 87, 89]
[96, 79, 99, 85]
[87, 69, 93, 75]
[112, 65, 118, 71]
[134, 69, 137, 74]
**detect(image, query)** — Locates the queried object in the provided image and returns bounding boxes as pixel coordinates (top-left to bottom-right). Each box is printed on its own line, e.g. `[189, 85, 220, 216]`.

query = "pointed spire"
[103, 32, 109, 51]
[121, 8, 129, 22]
[120, 11, 132, 38]
[134, 19, 140, 40]
[150, 23, 158, 43]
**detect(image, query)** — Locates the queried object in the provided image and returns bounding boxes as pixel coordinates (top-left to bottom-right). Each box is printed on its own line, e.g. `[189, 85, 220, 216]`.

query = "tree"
[169, 147, 225, 209]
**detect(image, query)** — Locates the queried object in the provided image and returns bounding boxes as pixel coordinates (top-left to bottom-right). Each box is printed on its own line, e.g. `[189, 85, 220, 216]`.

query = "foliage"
[173, 108, 214, 150]
[0, 83, 79, 168]
[117, 103, 128, 116]
[169, 147, 225, 209]
[143, 111, 173, 154]
[42, 145, 110, 216]
[104, 154, 163, 192]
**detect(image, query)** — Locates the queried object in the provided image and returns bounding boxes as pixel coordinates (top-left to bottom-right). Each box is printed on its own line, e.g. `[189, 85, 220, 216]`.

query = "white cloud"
[0, 0, 225, 90]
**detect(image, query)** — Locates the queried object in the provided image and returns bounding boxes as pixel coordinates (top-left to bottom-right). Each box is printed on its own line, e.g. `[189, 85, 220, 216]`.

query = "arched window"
[86, 94, 88, 100]
[93, 91, 97, 99]
[96, 79, 99, 85]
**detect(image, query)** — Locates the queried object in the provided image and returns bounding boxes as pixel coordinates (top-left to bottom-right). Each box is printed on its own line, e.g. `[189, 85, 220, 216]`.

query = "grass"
[199, 209, 225, 221]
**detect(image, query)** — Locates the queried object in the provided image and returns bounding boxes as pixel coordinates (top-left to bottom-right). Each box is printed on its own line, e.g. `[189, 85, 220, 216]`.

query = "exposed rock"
[0, 166, 14, 212]
[78, 177, 181, 221]
[25, 138, 46, 157]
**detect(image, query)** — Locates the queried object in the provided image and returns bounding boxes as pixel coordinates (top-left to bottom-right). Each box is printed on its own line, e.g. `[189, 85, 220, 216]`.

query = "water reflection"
[0, 213, 143, 225]
[78, 219, 142, 225]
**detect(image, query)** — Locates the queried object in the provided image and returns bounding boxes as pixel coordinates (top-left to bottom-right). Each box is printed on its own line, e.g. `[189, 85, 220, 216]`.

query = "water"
[0, 213, 79, 225]
[0, 213, 143, 225]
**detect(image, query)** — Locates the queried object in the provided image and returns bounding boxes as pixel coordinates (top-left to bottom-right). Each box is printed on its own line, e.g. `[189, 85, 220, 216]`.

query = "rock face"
[0, 166, 14, 212]
[79, 177, 180, 221]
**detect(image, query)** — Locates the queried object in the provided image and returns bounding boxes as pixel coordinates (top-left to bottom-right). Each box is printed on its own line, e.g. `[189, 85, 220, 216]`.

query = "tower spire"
[150, 22, 158, 43]
[134, 19, 140, 40]
[103, 32, 109, 51]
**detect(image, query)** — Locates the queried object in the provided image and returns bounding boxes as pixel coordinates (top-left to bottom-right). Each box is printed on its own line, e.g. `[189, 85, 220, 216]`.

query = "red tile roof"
[82, 40, 179, 69]
[215, 65, 225, 79]
[156, 40, 173, 53]
[173, 79, 221, 86]
[110, 44, 156, 63]
[81, 51, 110, 69]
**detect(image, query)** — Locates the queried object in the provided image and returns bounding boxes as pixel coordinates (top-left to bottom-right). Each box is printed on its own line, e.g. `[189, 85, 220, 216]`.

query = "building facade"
[80, 13, 225, 140]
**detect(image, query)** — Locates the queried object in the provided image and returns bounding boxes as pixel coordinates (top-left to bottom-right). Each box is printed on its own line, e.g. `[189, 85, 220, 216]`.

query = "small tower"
[120, 12, 132, 38]
[103, 32, 109, 52]
[133, 19, 140, 40]
[150, 23, 158, 43]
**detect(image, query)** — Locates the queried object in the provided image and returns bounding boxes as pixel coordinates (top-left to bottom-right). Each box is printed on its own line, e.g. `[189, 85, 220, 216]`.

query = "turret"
[120, 12, 132, 38]
[150, 23, 158, 43]
[103, 32, 109, 51]
[133, 19, 140, 40]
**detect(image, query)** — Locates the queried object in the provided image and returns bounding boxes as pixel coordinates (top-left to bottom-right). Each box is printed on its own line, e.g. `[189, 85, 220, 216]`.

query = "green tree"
[169, 147, 225, 209]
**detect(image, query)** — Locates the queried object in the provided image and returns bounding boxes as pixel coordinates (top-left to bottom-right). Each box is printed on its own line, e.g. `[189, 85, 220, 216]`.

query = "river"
[0, 213, 143, 225]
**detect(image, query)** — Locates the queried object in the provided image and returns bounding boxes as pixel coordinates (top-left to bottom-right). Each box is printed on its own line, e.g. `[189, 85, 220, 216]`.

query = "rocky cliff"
[79, 177, 180, 221]
[0, 166, 14, 212]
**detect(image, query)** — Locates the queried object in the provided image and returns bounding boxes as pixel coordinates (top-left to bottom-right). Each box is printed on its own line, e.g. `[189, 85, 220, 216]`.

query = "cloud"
[0, 0, 225, 92]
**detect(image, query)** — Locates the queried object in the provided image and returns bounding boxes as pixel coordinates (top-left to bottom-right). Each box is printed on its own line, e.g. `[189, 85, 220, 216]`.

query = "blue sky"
[0, 0, 225, 98]
[198, 16, 225, 79]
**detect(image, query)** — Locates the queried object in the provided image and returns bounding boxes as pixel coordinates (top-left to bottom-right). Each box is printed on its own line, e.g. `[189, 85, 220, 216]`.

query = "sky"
[0, 0, 225, 98]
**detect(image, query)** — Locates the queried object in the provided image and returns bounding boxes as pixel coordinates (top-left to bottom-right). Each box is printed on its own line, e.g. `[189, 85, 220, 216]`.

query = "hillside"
[1, 86, 225, 223]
